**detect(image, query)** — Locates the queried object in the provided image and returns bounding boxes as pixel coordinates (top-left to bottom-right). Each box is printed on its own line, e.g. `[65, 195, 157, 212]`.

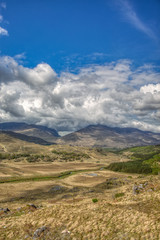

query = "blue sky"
[0, 0, 160, 71]
[0, 0, 160, 133]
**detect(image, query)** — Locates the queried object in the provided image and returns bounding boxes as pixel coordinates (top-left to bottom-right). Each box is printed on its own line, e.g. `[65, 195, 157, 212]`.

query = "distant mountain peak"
[0, 122, 60, 143]
[59, 124, 160, 148]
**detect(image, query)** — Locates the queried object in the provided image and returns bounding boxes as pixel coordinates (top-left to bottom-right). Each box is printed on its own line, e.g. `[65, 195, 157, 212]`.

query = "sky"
[0, 0, 160, 134]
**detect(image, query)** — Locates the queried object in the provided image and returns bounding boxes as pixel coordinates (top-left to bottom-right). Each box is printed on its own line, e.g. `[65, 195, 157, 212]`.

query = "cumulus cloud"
[0, 57, 160, 132]
[0, 56, 57, 86]
[141, 84, 160, 94]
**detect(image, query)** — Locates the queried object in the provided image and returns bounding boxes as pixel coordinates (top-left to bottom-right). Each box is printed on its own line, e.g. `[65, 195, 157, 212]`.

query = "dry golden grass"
[0, 162, 102, 178]
[0, 177, 160, 239]
[1, 137, 159, 239]
[1, 170, 160, 239]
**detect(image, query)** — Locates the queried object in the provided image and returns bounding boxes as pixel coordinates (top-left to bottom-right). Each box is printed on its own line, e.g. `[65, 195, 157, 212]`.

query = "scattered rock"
[69, 187, 80, 193]
[24, 234, 29, 239]
[95, 178, 124, 191]
[49, 185, 65, 193]
[87, 189, 95, 193]
[3, 208, 10, 213]
[33, 226, 47, 239]
[133, 184, 139, 195]
[17, 207, 22, 211]
[87, 173, 98, 177]
[61, 229, 70, 235]
[28, 203, 37, 209]
[0, 208, 10, 214]
[61, 194, 73, 199]
[133, 182, 153, 194]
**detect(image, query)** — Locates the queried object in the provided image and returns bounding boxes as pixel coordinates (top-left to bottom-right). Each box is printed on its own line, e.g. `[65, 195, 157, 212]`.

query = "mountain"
[0, 131, 52, 154]
[0, 131, 54, 145]
[1, 122, 160, 148]
[58, 124, 160, 148]
[0, 122, 60, 143]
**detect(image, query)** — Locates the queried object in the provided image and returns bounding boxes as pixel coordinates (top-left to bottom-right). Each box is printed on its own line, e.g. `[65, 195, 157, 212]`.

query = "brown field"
[1, 136, 160, 239]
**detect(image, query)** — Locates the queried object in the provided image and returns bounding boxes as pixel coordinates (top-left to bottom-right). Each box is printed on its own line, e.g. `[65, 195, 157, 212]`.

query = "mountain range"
[1, 122, 160, 148]
[0, 122, 59, 144]
[58, 124, 160, 148]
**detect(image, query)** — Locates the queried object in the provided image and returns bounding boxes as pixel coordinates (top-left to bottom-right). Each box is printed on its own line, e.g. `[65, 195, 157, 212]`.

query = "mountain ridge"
[1, 122, 160, 148]
[59, 124, 160, 148]
[0, 130, 55, 145]
[0, 122, 60, 143]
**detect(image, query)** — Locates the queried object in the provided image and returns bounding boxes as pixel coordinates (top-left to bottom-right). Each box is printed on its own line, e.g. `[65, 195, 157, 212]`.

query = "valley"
[0, 129, 160, 239]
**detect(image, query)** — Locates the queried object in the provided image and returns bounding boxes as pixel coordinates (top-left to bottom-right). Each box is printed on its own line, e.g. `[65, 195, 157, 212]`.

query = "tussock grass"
[1, 184, 160, 240]
[1, 142, 160, 239]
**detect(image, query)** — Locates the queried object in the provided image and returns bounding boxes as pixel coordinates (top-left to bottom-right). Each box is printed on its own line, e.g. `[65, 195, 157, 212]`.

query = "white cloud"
[116, 0, 157, 40]
[140, 84, 160, 94]
[14, 53, 26, 60]
[0, 26, 8, 36]
[0, 56, 57, 86]
[0, 3, 8, 36]
[0, 15, 3, 23]
[1, 2, 6, 9]
[0, 57, 160, 132]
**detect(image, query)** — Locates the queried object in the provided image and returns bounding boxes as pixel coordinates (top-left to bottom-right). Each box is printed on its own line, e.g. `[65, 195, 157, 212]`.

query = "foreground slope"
[59, 124, 160, 148]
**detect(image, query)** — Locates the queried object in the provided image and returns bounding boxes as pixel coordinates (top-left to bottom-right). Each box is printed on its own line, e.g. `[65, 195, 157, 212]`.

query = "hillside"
[59, 124, 160, 148]
[1, 122, 160, 148]
[106, 145, 160, 175]
[0, 131, 54, 145]
[0, 122, 60, 143]
[0, 132, 51, 154]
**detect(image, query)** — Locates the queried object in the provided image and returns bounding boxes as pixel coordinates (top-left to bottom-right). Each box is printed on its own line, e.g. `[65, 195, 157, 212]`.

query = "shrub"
[115, 192, 125, 198]
[106, 160, 152, 174]
[92, 198, 98, 203]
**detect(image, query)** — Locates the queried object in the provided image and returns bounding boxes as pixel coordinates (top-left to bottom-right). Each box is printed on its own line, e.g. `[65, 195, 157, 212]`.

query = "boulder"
[0, 208, 10, 214]
[27, 203, 37, 209]
[49, 185, 65, 193]
[33, 226, 47, 239]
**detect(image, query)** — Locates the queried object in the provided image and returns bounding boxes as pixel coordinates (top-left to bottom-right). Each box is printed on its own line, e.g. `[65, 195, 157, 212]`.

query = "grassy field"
[1, 136, 160, 239]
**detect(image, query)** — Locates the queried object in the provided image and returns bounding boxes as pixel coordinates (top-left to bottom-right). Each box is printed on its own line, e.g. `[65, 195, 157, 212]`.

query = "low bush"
[106, 160, 152, 174]
[52, 150, 90, 161]
[115, 192, 125, 198]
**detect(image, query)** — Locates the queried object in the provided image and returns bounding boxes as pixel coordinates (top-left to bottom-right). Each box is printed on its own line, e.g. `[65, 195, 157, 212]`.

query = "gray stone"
[33, 226, 47, 239]
[138, 184, 143, 189]
[49, 185, 64, 192]
[88, 173, 98, 177]
[24, 235, 29, 239]
[0, 208, 10, 213]
[61, 229, 70, 235]
[17, 207, 22, 211]
[28, 204, 37, 209]
[133, 184, 139, 195]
